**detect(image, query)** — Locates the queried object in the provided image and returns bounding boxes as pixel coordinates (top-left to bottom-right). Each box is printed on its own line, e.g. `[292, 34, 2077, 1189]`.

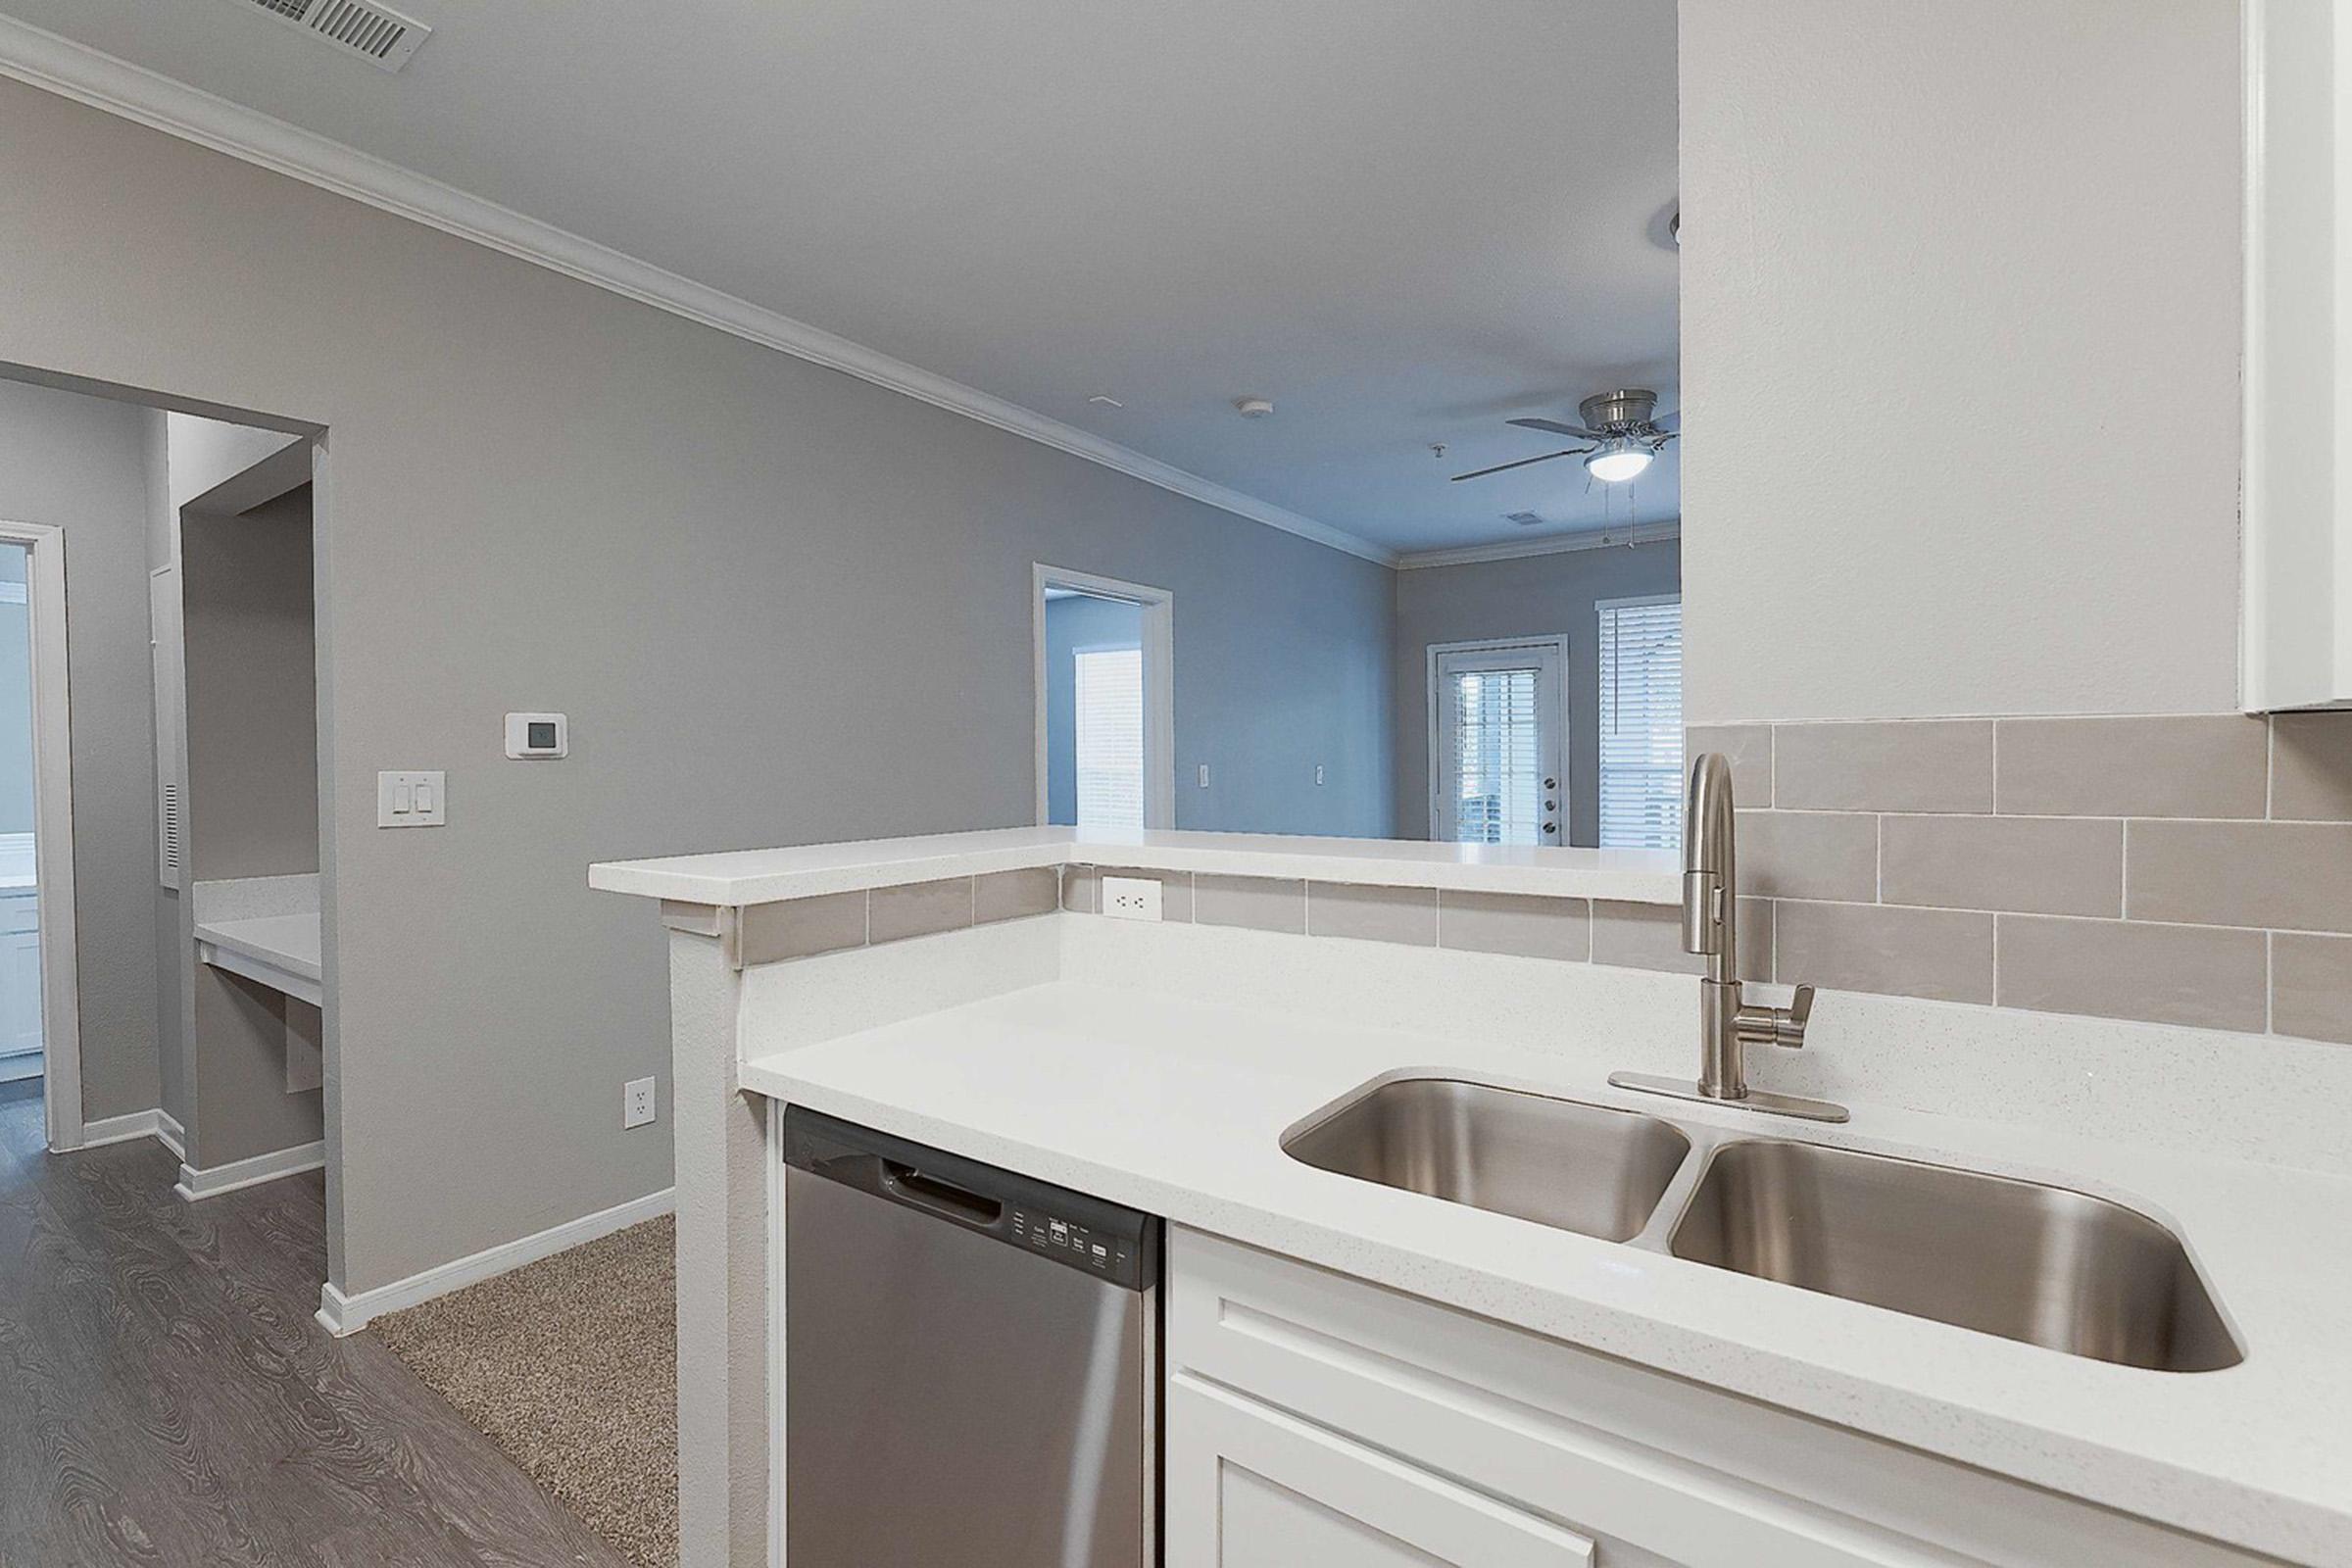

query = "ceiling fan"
[1451, 389, 1680, 485]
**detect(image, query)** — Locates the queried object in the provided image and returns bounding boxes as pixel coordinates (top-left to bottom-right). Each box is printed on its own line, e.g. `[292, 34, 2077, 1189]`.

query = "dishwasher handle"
[785, 1105, 1160, 1291]
[882, 1161, 1004, 1226]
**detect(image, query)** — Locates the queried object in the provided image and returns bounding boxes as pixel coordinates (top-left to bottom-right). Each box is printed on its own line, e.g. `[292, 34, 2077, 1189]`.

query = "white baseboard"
[154, 1109, 185, 1160]
[316, 1184, 675, 1338]
[0, 1051, 40, 1085]
[174, 1139, 325, 1201]
[80, 1106, 171, 1149]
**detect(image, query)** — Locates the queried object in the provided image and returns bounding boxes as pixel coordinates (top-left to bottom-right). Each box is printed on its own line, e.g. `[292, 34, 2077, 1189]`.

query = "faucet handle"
[1737, 984, 1815, 1051]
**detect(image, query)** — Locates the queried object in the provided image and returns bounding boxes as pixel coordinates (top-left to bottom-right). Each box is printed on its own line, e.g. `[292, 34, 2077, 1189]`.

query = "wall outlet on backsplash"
[1102, 876, 1163, 922]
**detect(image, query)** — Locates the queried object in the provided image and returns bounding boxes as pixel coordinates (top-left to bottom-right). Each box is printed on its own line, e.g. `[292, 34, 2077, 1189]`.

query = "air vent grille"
[1504, 511, 1544, 528]
[235, 0, 431, 72]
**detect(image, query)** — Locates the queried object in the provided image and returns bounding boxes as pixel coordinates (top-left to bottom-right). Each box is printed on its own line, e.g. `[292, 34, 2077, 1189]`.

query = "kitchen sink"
[1281, 1077, 1691, 1243]
[1669, 1139, 2242, 1372]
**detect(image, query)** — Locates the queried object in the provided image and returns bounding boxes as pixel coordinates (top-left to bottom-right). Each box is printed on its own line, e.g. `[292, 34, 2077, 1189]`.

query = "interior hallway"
[0, 1079, 634, 1568]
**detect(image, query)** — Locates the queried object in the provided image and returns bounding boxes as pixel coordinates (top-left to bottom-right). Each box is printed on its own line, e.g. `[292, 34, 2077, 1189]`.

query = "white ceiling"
[0, 0, 1680, 559]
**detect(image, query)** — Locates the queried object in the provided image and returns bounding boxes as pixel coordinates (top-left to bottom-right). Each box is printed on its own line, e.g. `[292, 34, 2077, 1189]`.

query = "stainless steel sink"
[1669, 1140, 2242, 1372]
[1281, 1077, 1691, 1244]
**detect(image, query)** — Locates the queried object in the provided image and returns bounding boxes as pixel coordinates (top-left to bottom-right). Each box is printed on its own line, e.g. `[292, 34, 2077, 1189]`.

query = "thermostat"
[504, 711, 568, 760]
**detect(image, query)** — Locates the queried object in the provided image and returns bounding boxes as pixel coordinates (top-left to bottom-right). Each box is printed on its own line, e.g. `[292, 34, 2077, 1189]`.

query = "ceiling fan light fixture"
[1585, 439, 1653, 484]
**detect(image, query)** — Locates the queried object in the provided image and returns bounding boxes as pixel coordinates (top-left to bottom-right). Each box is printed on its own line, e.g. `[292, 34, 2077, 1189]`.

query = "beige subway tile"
[1195, 874, 1306, 934]
[1997, 916, 2265, 1033]
[737, 891, 865, 965]
[2272, 933, 2352, 1046]
[1881, 815, 2123, 917]
[1996, 715, 2267, 818]
[1774, 901, 1992, 1004]
[1093, 866, 1194, 922]
[2128, 820, 2352, 933]
[1774, 721, 1992, 813]
[1592, 898, 1771, 981]
[1308, 883, 1438, 946]
[1061, 864, 1096, 913]
[2272, 713, 2352, 821]
[975, 866, 1059, 924]
[1439, 891, 1591, 961]
[1734, 810, 1878, 902]
[868, 877, 975, 944]
[1687, 724, 1772, 807]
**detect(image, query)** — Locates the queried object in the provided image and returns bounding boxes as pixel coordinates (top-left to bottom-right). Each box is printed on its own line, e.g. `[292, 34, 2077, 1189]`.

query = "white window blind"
[1450, 665, 1543, 845]
[1597, 596, 1685, 851]
[1074, 646, 1144, 831]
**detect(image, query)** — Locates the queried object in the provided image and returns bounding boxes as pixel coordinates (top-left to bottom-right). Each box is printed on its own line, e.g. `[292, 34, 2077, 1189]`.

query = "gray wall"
[0, 376, 162, 1120]
[1393, 540, 1681, 846]
[184, 487, 318, 881]
[0, 545, 30, 835]
[0, 79, 1394, 1294]
[1043, 594, 1143, 827]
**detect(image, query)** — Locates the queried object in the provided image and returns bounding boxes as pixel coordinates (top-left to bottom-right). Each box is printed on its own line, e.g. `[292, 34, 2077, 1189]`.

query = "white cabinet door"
[1166, 1372, 1598, 1568]
[0, 891, 40, 1057]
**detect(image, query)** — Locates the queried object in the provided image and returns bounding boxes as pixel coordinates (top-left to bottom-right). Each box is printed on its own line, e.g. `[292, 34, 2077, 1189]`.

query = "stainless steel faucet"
[1609, 753, 1848, 1123]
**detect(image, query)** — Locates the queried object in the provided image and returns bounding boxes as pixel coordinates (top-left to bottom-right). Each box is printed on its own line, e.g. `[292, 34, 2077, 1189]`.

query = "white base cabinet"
[1163, 1227, 2278, 1568]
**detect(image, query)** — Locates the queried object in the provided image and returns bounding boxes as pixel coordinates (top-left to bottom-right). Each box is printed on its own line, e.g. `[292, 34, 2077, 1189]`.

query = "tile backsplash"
[1690, 713, 2352, 1044]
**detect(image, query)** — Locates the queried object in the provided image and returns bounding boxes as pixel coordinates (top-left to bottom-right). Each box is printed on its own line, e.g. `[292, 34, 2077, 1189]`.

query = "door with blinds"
[1430, 639, 1565, 847]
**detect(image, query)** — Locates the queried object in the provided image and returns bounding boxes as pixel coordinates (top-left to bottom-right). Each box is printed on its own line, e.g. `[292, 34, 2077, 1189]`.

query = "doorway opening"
[0, 523, 78, 1152]
[1427, 635, 1569, 847]
[1033, 565, 1174, 832]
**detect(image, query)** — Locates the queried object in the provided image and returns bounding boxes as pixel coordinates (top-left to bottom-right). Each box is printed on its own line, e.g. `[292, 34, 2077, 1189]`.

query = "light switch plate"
[1102, 876, 1162, 922]
[377, 770, 446, 827]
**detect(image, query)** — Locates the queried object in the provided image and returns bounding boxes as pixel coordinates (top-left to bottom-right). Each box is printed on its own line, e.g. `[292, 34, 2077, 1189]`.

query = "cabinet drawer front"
[1169, 1229, 2275, 1568]
[1168, 1373, 1592, 1568]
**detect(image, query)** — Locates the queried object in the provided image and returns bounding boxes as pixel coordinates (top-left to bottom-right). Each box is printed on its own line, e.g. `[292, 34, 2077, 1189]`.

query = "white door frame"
[0, 520, 84, 1152]
[1425, 634, 1571, 845]
[1033, 564, 1175, 831]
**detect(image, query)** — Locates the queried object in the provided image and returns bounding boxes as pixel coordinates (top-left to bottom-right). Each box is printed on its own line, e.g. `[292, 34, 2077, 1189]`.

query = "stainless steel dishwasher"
[783, 1107, 1159, 1568]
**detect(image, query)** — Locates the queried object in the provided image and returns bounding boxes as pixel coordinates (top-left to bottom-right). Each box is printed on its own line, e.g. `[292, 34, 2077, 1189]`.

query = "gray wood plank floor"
[0, 1080, 642, 1568]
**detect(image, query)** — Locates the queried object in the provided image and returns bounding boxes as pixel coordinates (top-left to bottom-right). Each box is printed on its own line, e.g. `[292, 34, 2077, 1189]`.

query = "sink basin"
[1283, 1078, 1690, 1243]
[1670, 1140, 2241, 1371]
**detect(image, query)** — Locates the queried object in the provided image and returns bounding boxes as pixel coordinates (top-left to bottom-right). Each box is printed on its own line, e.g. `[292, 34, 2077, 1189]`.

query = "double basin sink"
[1282, 1076, 2240, 1373]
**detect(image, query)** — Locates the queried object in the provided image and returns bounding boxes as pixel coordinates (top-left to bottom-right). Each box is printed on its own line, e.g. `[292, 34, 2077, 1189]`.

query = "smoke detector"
[234, 0, 431, 72]
[1234, 398, 1276, 419]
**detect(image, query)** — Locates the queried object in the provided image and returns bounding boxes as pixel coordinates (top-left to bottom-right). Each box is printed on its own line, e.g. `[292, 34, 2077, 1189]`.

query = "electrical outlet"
[623, 1076, 657, 1129]
[1314, 764, 1326, 786]
[1101, 876, 1162, 922]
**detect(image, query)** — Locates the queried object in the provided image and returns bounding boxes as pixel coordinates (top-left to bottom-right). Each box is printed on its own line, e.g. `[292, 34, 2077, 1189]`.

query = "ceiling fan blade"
[1507, 417, 1604, 439]
[1450, 448, 1590, 482]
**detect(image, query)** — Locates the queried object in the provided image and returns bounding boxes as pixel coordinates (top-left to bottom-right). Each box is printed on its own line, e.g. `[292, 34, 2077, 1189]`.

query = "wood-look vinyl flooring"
[0, 1079, 639, 1567]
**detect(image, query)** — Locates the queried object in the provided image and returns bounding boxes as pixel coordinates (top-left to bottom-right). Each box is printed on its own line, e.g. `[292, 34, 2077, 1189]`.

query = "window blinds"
[1074, 645, 1145, 831]
[1597, 597, 1685, 852]
[1450, 665, 1543, 845]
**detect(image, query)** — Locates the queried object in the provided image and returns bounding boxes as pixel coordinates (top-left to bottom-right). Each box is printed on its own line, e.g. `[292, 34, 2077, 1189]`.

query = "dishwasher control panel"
[1011, 1208, 1137, 1278]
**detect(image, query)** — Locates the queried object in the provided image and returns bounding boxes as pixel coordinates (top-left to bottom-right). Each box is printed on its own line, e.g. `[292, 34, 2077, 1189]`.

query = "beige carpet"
[372, 1214, 679, 1568]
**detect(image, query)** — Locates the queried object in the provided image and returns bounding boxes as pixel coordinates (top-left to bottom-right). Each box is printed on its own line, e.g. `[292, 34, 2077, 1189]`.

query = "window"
[1596, 595, 1685, 851]
[1429, 638, 1565, 847]
[1073, 645, 1144, 831]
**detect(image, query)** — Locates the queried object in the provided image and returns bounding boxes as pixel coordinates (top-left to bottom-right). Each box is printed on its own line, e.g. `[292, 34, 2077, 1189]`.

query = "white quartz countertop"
[744, 981, 2352, 1565]
[193, 911, 322, 983]
[591, 824, 1680, 906]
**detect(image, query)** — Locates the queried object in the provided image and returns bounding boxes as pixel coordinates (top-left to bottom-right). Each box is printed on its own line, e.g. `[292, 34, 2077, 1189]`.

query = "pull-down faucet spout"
[1609, 753, 1847, 1123]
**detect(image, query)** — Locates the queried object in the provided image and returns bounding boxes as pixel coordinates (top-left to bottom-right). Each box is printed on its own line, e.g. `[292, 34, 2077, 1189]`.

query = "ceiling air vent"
[1504, 511, 1544, 528]
[237, 0, 431, 72]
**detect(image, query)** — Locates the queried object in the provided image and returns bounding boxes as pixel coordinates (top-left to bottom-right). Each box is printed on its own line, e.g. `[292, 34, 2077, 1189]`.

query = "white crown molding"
[1394, 518, 1681, 570]
[0, 17, 1397, 567]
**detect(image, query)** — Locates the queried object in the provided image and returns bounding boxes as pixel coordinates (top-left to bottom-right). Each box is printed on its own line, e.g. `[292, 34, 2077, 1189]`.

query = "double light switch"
[377, 770, 447, 827]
